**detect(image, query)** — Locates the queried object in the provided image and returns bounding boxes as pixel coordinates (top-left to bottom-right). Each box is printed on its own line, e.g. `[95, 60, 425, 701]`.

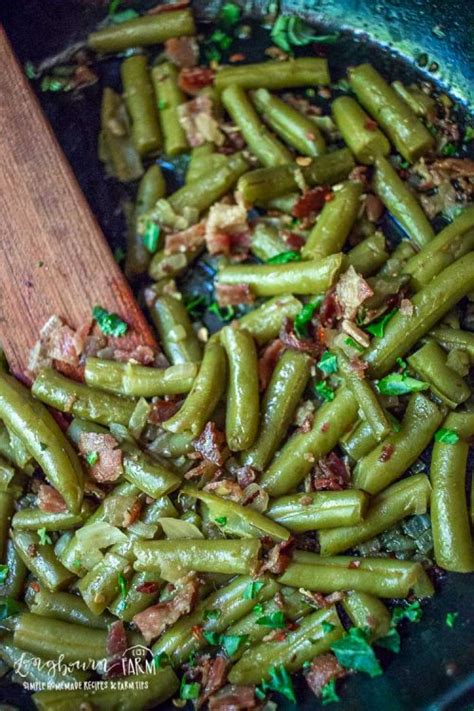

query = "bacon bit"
[258, 338, 285, 391]
[106, 620, 127, 659]
[112, 344, 156, 366]
[184, 459, 220, 481]
[283, 230, 305, 250]
[280, 318, 322, 357]
[236, 465, 257, 488]
[178, 66, 216, 95]
[192, 624, 204, 641]
[148, 397, 182, 424]
[365, 194, 384, 223]
[313, 452, 351, 491]
[325, 192, 335, 202]
[292, 186, 331, 219]
[348, 355, 369, 379]
[194, 422, 228, 466]
[298, 415, 314, 434]
[73, 64, 98, 90]
[37, 485, 67, 513]
[300, 495, 313, 506]
[165, 221, 206, 255]
[178, 95, 224, 147]
[320, 422, 330, 433]
[78, 432, 123, 483]
[349, 165, 370, 188]
[147, 0, 189, 13]
[336, 266, 374, 321]
[229, 53, 246, 63]
[197, 656, 229, 708]
[400, 298, 414, 317]
[27, 544, 37, 558]
[136, 581, 160, 595]
[209, 685, 257, 711]
[215, 283, 255, 308]
[379, 443, 395, 462]
[133, 574, 200, 643]
[364, 118, 378, 131]
[122, 497, 143, 528]
[30, 581, 41, 593]
[341, 319, 371, 348]
[305, 653, 347, 698]
[348, 559, 361, 569]
[264, 629, 287, 643]
[319, 289, 342, 328]
[28, 315, 81, 377]
[430, 158, 474, 177]
[164, 36, 199, 68]
[205, 202, 250, 257]
[204, 479, 244, 502]
[259, 539, 294, 576]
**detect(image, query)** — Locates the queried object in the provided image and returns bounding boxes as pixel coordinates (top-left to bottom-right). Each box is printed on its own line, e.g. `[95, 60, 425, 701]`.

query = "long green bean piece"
[215, 58, 330, 92]
[121, 54, 161, 157]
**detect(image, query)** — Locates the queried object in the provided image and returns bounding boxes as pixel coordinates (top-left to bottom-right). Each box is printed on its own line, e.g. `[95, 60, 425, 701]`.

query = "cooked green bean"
[266, 489, 368, 533]
[249, 221, 289, 261]
[353, 393, 443, 494]
[121, 55, 161, 156]
[12, 530, 75, 592]
[332, 95, 391, 164]
[221, 326, 259, 451]
[391, 80, 436, 117]
[242, 350, 311, 471]
[430, 327, 474, 363]
[349, 63, 434, 162]
[85, 357, 198, 397]
[162, 341, 226, 435]
[407, 340, 470, 408]
[345, 232, 389, 277]
[186, 143, 227, 183]
[0, 492, 13, 562]
[260, 387, 359, 496]
[373, 155, 434, 248]
[252, 88, 326, 156]
[0, 635, 89, 686]
[99, 87, 143, 182]
[378, 239, 416, 277]
[148, 429, 195, 459]
[215, 58, 330, 92]
[232, 295, 302, 345]
[339, 415, 398, 461]
[342, 592, 391, 641]
[88, 8, 196, 53]
[319, 473, 431, 555]
[12, 508, 85, 532]
[1, 539, 27, 599]
[222, 85, 293, 167]
[148, 246, 202, 282]
[0, 373, 83, 513]
[149, 294, 202, 366]
[29, 588, 112, 629]
[152, 62, 188, 157]
[109, 570, 162, 621]
[77, 551, 130, 615]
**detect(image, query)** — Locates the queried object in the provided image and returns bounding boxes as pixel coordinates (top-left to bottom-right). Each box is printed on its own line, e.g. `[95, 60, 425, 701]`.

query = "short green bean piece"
[163, 341, 226, 436]
[0, 492, 13, 562]
[260, 387, 359, 496]
[0, 372, 83, 513]
[242, 350, 311, 471]
[391, 80, 436, 117]
[430, 327, 474, 363]
[345, 232, 389, 277]
[29, 589, 112, 629]
[221, 327, 259, 451]
[12, 508, 85, 532]
[148, 247, 201, 282]
[85, 358, 198, 397]
[186, 143, 226, 184]
[121, 55, 161, 156]
[1, 539, 27, 599]
[354, 393, 443, 494]
[442, 410, 474, 440]
[339, 417, 383, 461]
[77, 551, 130, 615]
[109, 570, 162, 622]
[228, 606, 343, 685]
[332, 95, 390, 164]
[152, 294, 203, 366]
[12, 530, 75, 593]
[408, 340, 470, 408]
[342, 592, 391, 641]
[252, 88, 326, 156]
[266, 489, 368, 532]
[319, 473, 431, 555]
[373, 155, 434, 248]
[88, 8, 196, 53]
[215, 58, 330, 92]
[378, 239, 416, 278]
[152, 62, 189, 157]
[302, 181, 363, 260]
[250, 221, 289, 261]
[99, 87, 143, 182]
[222, 85, 293, 167]
[349, 63, 434, 162]
[232, 295, 302, 345]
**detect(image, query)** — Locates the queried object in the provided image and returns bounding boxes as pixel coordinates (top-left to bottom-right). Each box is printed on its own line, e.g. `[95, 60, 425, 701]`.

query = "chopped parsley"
[377, 373, 429, 396]
[108, 0, 121, 15]
[143, 221, 161, 254]
[391, 600, 423, 625]
[396, 357, 408, 372]
[267, 250, 302, 265]
[37, 528, 52, 546]
[203, 631, 248, 656]
[314, 381, 335, 402]
[260, 664, 296, 703]
[434, 428, 460, 444]
[118, 572, 128, 599]
[441, 142, 457, 156]
[113, 247, 125, 263]
[271, 15, 339, 54]
[318, 351, 338, 375]
[208, 302, 235, 322]
[294, 298, 322, 338]
[203, 609, 221, 622]
[209, 29, 233, 50]
[0, 565, 9, 585]
[366, 309, 398, 338]
[218, 2, 242, 28]
[322, 621, 336, 634]
[185, 294, 208, 319]
[331, 627, 382, 677]
[153, 652, 170, 668]
[344, 336, 365, 352]
[252, 603, 264, 615]
[243, 580, 265, 599]
[446, 612, 458, 628]
[85, 451, 99, 467]
[40, 76, 71, 93]
[92, 306, 128, 337]
[24, 61, 38, 80]
[256, 611, 286, 629]
[375, 628, 401, 653]
[202, 630, 221, 646]
[0, 597, 20, 621]
[158, 99, 168, 110]
[321, 678, 341, 705]
[180, 678, 200, 700]
[214, 516, 227, 526]
[111, 9, 139, 23]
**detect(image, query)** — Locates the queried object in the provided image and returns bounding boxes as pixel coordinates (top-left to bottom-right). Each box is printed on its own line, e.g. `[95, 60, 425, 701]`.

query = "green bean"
[0, 421, 34, 473]
[263, 193, 299, 214]
[0, 372, 83, 513]
[29, 589, 112, 629]
[32, 368, 136, 427]
[260, 387, 358, 496]
[348, 63, 434, 162]
[340, 416, 398, 461]
[152, 575, 279, 665]
[378, 239, 416, 277]
[148, 429, 195, 458]
[121, 55, 161, 156]
[186, 143, 227, 183]
[342, 592, 391, 641]
[373, 155, 434, 248]
[237, 148, 355, 205]
[12, 508, 85, 532]
[353, 393, 443, 494]
[215, 58, 330, 92]
[391, 81, 436, 117]
[252, 88, 326, 157]
[217, 253, 342, 297]
[232, 295, 302, 345]
[242, 350, 311, 471]
[332, 95, 391, 164]
[403, 205, 474, 289]
[162, 341, 226, 436]
[152, 62, 188, 157]
[0, 492, 13, 562]
[319, 473, 431, 555]
[148, 246, 201, 281]
[366, 253, 474, 377]
[109, 570, 162, 622]
[344, 232, 389, 277]
[85, 358, 198, 397]
[12, 530, 75, 592]
[250, 221, 288, 261]
[221, 327, 259, 451]
[1, 539, 27, 599]
[228, 606, 343, 685]
[441, 410, 474, 441]
[99, 88, 143, 182]
[125, 164, 167, 279]
[88, 8, 196, 53]
[134, 538, 261, 579]
[266, 489, 368, 533]
[0, 635, 89, 686]
[302, 181, 363, 260]
[430, 327, 474, 363]
[338, 350, 392, 441]
[407, 341, 470, 408]
[148, 294, 202, 365]
[77, 551, 130, 615]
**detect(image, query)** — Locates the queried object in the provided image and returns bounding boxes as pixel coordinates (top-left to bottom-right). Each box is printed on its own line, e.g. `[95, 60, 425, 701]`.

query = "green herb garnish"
[294, 297, 322, 337]
[261, 664, 296, 703]
[203, 609, 221, 622]
[37, 528, 52, 546]
[158, 99, 168, 110]
[111, 9, 139, 23]
[344, 336, 365, 352]
[214, 516, 227, 526]
[153, 652, 170, 668]
[321, 678, 341, 705]
[143, 221, 161, 254]
[180, 678, 200, 700]
[256, 611, 286, 629]
[85, 451, 99, 466]
[118, 572, 128, 599]
[391, 600, 423, 625]
[0, 597, 20, 621]
[0, 565, 9, 585]
[376, 628, 401, 653]
[446, 612, 458, 628]
[314, 381, 335, 402]
[377, 373, 429, 396]
[40, 76, 71, 93]
[185, 294, 208, 318]
[203, 630, 221, 646]
[331, 627, 382, 677]
[271, 15, 339, 53]
[243, 580, 265, 599]
[218, 1, 242, 27]
[24, 61, 38, 80]
[252, 603, 264, 615]
[396, 357, 408, 372]
[221, 634, 248, 657]
[208, 302, 235, 322]
[434, 428, 460, 444]
[209, 29, 233, 50]
[267, 250, 302, 265]
[366, 309, 398, 338]
[108, 0, 121, 15]
[322, 621, 336, 634]
[441, 142, 457, 156]
[92, 306, 128, 337]
[318, 351, 338, 375]
[464, 126, 474, 143]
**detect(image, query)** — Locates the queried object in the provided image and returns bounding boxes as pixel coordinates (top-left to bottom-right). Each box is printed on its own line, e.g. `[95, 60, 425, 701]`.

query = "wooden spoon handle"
[0, 26, 156, 381]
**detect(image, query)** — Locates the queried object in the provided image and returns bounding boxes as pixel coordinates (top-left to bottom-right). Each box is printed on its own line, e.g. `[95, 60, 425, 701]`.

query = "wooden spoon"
[0, 27, 156, 382]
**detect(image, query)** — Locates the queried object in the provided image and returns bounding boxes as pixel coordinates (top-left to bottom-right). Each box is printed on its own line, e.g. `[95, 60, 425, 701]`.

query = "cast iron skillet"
[1, 1, 474, 709]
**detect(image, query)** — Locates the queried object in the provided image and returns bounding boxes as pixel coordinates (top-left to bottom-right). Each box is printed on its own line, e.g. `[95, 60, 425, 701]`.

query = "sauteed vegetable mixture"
[3, 2, 474, 708]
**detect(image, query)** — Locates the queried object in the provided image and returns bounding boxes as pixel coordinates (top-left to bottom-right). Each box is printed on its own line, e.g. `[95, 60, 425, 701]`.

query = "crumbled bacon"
[178, 66, 215, 95]
[283, 231, 305, 250]
[204, 479, 244, 502]
[112, 345, 156, 365]
[349, 165, 370, 188]
[78, 432, 123, 483]
[178, 95, 224, 147]
[205, 202, 250, 257]
[194, 422, 228, 466]
[106, 620, 128, 659]
[305, 654, 347, 698]
[215, 283, 255, 307]
[209, 685, 257, 711]
[379, 443, 395, 462]
[136, 581, 160, 595]
[292, 186, 331, 219]
[184, 459, 220, 481]
[319, 289, 342, 328]
[347, 356, 368, 379]
[133, 573, 200, 643]
[236, 465, 257, 488]
[335, 266, 374, 321]
[165, 222, 206, 255]
[164, 36, 198, 68]
[197, 656, 229, 708]
[313, 452, 351, 491]
[28, 315, 82, 376]
[430, 158, 474, 177]
[148, 397, 182, 424]
[280, 318, 321, 357]
[37, 485, 67, 513]
[258, 338, 285, 390]
[259, 539, 294, 575]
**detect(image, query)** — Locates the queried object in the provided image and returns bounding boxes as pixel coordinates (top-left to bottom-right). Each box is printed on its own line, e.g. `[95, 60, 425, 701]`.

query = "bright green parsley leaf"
[446, 611, 458, 628]
[40, 76, 71, 93]
[210, 29, 233, 50]
[0, 565, 9, 585]
[86, 451, 99, 467]
[158, 99, 168, 110]
[180, 678, 200, 700]
[294, 299, 322, 338]
[377, 373, 429, 396]
[464, 126, 474, 143]
[318, 351, 338, 375]
[331, 627, 382, 677]
[396, 357, 408, 372]
[188, 650, 198, 667]
[111, 9, 139, 23]
[92, 306, 128, 337]
[441, 142, 457, 156]
[185, 294, 208, 319]
[391, 600, 423, 625]
[321, 678, 341, 705]
[399, 159, 410, 169]
[253, 603, 264, 616]
[322, 621, 336, 634]
[218, 2, 242, 28]
[261, 664, 296, 703]
[243, 580, 265, 599]
[255, 686, 266, 701]
[203, 630, 221, 646]
[0, 597, 20, 621]
[118, 572, 128, 599]
[366, 308, 398, 338]
[314, 381, 335, 402]
[344, 336, 365, 353]
[24, 61, 38, 80]
[208, 302, 235, 322]
[214, 516, 227, 526]
[37, 528, 52, 546]
[434, 428, 460, 444]
[221, 634, 248, 657]
[143, 221, 161, 254]
[153, 652, 170, 668]
[256, 611, 286, 629]
[203, 609, 221, 622]
[376, 628, 401, 653]
[267, 250, 302, 265]
[271, 15, 339, 53]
